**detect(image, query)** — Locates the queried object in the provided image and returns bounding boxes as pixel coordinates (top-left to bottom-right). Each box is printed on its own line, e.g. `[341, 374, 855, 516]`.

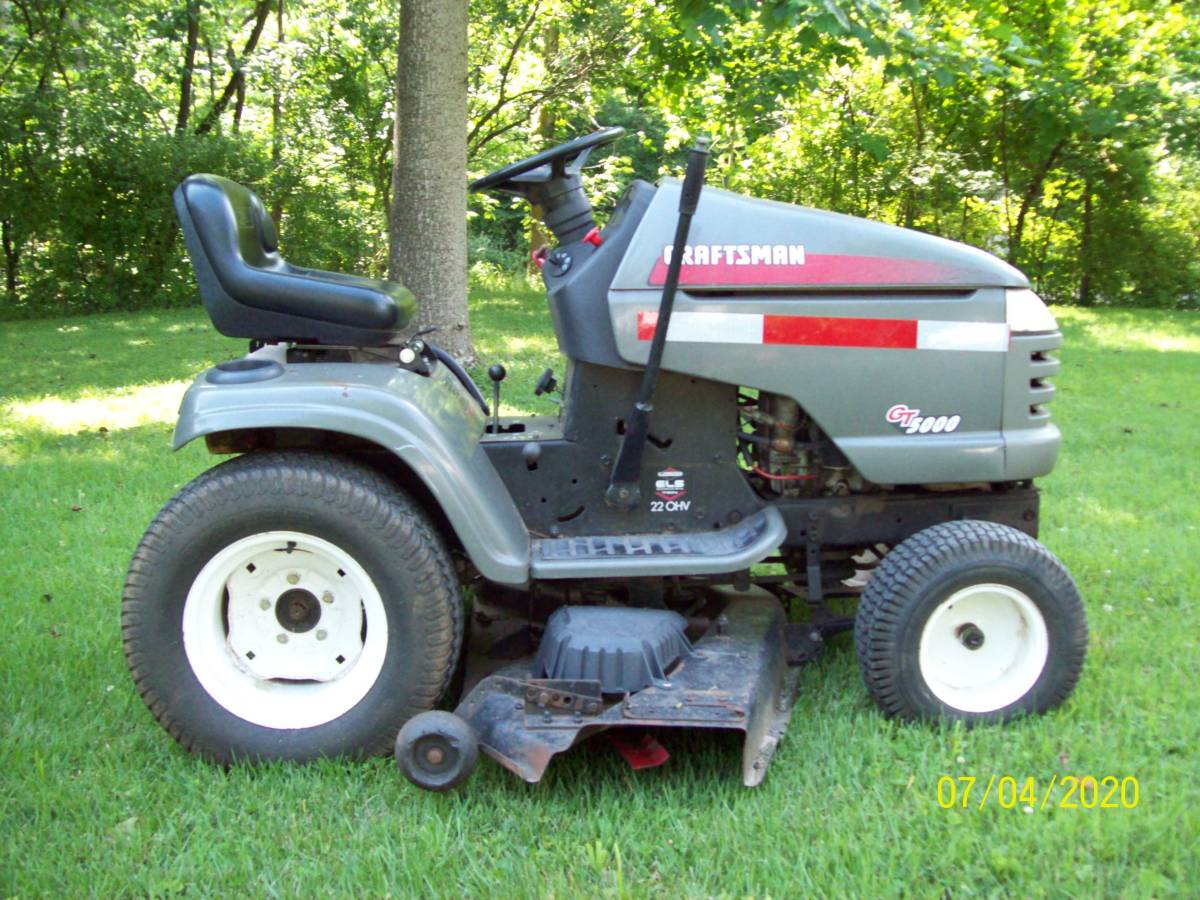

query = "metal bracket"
[523, 678, 604, 726]
[805, 514, 823, 603]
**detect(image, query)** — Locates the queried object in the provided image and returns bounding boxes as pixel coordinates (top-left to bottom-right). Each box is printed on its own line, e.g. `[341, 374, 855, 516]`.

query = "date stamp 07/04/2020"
[935, 775, 1140, 812]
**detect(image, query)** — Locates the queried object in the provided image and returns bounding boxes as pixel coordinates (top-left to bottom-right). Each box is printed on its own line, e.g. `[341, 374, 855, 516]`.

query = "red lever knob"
[582, 227, 603, 248]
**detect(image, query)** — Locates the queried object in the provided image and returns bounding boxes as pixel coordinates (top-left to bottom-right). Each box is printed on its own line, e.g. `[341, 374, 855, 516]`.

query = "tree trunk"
[206, 43, 216, 103]
[270, 0, 285, 222]
[902, 79, 923, 228]
[527, 22, 559, 271]
[1009, 137, 1066, 268]
[1078, 180, 1094, 307]
[389, 0, 473, 361]
[232, 75, 246, 131]
[2, 218, 19, 298]
[175, 0, 200, 134]
[194, 0, 272, 136]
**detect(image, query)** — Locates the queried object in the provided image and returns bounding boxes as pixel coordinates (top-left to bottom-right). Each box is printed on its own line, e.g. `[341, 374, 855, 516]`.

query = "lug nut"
[276, 634, 288, 644]
[259, 598, 270, 610]
[287, 573, 299, 585]
[322, 591, 334, 604]
[316, 629, 328, 641]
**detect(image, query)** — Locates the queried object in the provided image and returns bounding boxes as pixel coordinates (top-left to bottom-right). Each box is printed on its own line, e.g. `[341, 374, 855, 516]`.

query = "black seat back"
[174, 174, 415, 345]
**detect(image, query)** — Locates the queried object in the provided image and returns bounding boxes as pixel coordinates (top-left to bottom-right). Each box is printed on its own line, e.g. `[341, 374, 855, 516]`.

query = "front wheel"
[122, 450, 464, 762]
[854, 520, 1087, 723]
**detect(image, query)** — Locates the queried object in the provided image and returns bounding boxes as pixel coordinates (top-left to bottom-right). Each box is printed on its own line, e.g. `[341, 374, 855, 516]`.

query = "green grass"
[1, 296, 1198, 897]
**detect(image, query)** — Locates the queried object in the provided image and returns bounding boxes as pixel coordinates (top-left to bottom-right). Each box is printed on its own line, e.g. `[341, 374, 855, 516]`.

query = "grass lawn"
[1, 292, 1197, 897]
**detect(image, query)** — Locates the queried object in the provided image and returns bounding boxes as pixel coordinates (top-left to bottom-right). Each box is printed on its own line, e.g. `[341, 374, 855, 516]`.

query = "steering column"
[468, 127, 625, 245]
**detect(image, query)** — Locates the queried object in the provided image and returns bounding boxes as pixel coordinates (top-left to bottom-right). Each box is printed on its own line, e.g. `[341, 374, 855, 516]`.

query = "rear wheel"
[122, 450, 463, 762]
[855, 520, 1087, 722]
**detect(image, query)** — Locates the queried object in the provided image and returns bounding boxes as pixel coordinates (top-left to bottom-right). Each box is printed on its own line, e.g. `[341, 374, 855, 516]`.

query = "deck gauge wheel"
[395, 711, 479, 792]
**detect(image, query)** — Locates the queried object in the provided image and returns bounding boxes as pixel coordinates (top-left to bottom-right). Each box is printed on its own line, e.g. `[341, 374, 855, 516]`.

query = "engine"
[739, 391, 873, 498]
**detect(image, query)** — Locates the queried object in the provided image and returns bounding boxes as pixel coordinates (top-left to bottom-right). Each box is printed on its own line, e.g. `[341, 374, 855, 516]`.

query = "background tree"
[388, 0, 473, 360]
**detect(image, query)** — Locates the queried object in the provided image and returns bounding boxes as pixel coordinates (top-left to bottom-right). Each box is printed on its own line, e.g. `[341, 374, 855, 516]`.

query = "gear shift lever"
[488, 364, 506, 434]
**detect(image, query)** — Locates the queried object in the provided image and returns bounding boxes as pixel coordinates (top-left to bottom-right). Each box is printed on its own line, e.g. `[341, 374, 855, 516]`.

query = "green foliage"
[667, 0, 1200, 307]
[2, 0, 1198, 317]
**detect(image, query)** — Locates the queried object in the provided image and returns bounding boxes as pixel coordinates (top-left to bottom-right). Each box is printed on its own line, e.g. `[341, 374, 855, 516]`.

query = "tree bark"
[389, 0, 473, 361]
[175, 0, 200, 134]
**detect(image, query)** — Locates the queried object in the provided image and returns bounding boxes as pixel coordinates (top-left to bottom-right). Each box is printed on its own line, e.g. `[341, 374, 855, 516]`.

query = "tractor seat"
[173, 174, 415, 345]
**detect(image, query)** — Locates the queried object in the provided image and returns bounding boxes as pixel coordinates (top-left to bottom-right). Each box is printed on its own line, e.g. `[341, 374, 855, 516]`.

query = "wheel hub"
[413, 735, 456, 774]
[183, 531, 389, 730]
[956, 623, 985, 650]
[215, 538, 368, 683]
[276, 588, 321, 633]
[917, 583, 1049, 713]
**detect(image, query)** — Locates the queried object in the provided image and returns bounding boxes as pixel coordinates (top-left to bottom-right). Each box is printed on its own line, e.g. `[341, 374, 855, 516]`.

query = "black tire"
[394, 711, 479, 792]
[121, 450, 464, 762]
[854, 520, 1087, 723]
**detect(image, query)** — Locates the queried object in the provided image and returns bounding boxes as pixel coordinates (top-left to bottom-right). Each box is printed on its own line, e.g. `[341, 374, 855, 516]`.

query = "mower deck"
[453, 589, 832, 786]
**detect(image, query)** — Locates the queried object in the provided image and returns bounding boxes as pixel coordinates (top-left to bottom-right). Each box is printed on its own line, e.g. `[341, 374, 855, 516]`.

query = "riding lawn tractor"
[122, 128, 1087, 791]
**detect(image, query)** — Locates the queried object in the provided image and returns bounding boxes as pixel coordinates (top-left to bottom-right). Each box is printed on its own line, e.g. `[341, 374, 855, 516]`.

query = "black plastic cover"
[543, 179, 656, 369]
[174, 174, 416, 346]
[535, 606, 693, 694]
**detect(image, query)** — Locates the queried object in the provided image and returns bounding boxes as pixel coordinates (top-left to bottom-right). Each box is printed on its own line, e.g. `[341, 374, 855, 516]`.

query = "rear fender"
[173, 360, 531, 584]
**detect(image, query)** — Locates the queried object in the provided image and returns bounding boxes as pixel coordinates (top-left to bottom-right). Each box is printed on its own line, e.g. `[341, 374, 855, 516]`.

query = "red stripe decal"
[636, 310, 659, 340]
[762, 314, 917, 349]
[648, 254, 969, 287]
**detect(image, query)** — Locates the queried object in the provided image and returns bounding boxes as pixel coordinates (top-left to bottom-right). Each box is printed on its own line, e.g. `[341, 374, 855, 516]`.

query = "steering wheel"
[468, 126, 625, 194]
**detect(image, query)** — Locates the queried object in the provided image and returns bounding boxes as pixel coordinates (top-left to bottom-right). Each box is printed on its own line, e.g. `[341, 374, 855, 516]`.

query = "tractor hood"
[611, 179, 1028, 292]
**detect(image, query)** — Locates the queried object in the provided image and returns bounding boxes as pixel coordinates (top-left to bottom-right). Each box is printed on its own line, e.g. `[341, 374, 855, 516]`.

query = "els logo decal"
[651, 468, 691, 513]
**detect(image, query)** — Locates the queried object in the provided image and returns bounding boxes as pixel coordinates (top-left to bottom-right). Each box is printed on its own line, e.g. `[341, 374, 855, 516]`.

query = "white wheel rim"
[182, 531, 389, 729]
[918, 583, 1049, 713]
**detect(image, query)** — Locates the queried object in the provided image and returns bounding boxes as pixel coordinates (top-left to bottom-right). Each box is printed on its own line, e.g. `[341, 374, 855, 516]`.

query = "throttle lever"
[605, 136, 710, 510]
